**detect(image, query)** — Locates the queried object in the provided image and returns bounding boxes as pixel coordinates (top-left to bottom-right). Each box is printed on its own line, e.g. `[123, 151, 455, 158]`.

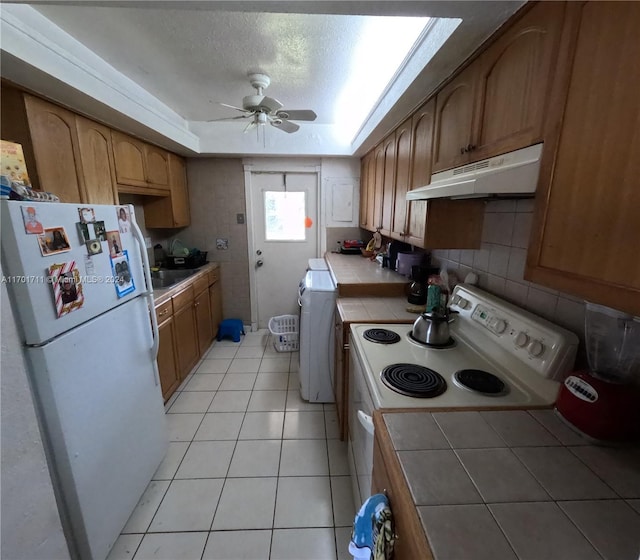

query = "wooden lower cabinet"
[372, 415, 433, 560]
[157, 315, 180, 401]
[154, 266, 223, 401]
[194, 286, 214, 355]
[173, 289, 199, 380]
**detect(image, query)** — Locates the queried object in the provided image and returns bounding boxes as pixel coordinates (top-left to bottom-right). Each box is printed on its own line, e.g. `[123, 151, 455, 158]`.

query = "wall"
[430, 198, 588, 359]
[176, 158, 251, 322]
[1, 263, 71, 560]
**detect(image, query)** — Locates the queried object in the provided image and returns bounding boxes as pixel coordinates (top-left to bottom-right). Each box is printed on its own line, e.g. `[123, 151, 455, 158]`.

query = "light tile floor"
[108, 330, 355, 560]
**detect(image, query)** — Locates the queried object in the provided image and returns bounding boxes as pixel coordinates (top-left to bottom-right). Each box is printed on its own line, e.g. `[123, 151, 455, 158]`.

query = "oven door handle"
[357, 410, 375, 435]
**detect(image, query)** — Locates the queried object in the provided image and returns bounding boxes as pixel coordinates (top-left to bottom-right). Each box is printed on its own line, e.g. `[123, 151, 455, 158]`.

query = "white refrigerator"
[1, 200, 168, 560]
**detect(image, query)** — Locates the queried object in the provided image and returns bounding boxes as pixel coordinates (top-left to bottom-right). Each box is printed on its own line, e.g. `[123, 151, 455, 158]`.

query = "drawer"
[208, 267, 220, 285]
[172, 285, 194, 312]
[155, 299, 173, 323]
[193, 275, 209, 296]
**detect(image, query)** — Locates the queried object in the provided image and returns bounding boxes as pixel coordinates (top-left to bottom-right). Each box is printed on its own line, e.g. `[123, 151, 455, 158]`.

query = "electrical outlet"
[236, 213, 245, 224]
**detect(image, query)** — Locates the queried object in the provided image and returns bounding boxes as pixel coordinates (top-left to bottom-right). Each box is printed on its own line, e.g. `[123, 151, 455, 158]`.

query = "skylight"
[332, 16, 430, 144]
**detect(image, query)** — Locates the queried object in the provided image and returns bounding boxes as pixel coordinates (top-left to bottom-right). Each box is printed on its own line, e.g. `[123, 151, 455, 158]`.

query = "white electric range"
[347, 284, 580, 507]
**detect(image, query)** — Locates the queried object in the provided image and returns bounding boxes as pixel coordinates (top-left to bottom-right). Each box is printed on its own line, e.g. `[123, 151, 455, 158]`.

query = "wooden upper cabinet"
[168, 154, 190, 227]
[370, 143, 385, 232]
[527, 1, 640, 316]
[472, 1, 565, 160]
[390, 118, 412, 240]
[144, 153, 191, 228]
[144, 144, 170, 188]
[75, 116, 118, 204]
[23, 95, 86, 203]
[406, 98, 436, 247]
[432, 64, 477, 173]
[111, 130, 147, 187]
[380, 133, 396, 237]
[359, 151, 377, 231]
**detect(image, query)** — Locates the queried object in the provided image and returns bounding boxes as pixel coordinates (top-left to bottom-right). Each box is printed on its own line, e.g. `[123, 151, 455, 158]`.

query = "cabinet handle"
[460, 147, 466, 155]
[158, 309, 169, 317]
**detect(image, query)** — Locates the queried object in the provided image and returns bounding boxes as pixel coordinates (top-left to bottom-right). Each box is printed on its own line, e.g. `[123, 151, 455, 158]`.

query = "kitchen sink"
[151, 268, 199, 289]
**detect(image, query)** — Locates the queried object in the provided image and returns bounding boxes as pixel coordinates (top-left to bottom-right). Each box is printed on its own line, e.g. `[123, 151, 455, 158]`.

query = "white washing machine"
[307, 258, 329, 271]
[298, 270, 336, 402]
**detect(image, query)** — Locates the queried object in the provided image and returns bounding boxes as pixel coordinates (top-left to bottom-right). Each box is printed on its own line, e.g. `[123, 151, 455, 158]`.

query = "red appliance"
[556, 371, 640, 441]
[556, 303, 640, 442]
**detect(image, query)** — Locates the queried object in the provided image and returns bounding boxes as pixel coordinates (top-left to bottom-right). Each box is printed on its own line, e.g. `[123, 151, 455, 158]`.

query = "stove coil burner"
[407, 331, 456, 349]
[453, 369, 507, 396]
[381, 363, 447, 398]
[363, 328, 401, 344]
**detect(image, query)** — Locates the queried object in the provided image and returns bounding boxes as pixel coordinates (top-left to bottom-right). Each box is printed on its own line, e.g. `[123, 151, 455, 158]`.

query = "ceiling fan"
[211, 72, 317, 134]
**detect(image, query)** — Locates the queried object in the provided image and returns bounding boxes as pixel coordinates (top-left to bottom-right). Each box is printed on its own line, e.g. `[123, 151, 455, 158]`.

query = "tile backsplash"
[431, 199, 587, 359]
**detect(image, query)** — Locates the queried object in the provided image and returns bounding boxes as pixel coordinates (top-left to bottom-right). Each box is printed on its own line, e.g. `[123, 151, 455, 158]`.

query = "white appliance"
[298, 269, 336, 402]
[307, 257, 328, 271]
[347, 284, 578, 507]
[1, 200, 167, 560]
[406, 143, 543, 200]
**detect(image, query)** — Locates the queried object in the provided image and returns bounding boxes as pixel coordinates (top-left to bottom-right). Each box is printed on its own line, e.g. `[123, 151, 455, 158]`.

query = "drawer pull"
[158, 309, 169, 317]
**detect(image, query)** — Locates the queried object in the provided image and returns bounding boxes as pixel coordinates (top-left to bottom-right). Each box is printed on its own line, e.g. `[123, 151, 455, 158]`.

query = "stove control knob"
[450, 294, 461, 306]
[457, 297, 471, 310]
[528, 340, 545, 358]
[490, 318, 507, 334]
[515, 332, 530, 348]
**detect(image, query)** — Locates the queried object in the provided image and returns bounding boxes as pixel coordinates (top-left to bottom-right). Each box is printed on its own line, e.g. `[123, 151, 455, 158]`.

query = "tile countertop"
[324, 252, 410, 297]
[152, 262, 219, 305]
[336, 296, 420, 324]
[378, 409, 640, 560]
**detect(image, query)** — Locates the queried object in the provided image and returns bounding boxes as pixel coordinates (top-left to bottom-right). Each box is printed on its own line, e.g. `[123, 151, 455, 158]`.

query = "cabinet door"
[75, 116, 118, 205]
[173, 303, 199, 379]
[472, 1, 565, 160]
[432, 64, 476, 172]
[168, 154, 190, 226]
[209, 281, 223, 339]
[370, 143, 385, 232]
[157, 316, 180, 401]
[144, 144, 170, 188]
[111, 131, 147, 187]
[372, 430, 431, 560]
[194, 288, 213, 356]
[390, 119, 412, 240]
[405, 99, 436, 248]
[23, 95, 86, 203]
[527, 1, 640, 316]
[380, 134, 396, 236]
[359, 151, 377, 231]
[144, 153, 191, 228]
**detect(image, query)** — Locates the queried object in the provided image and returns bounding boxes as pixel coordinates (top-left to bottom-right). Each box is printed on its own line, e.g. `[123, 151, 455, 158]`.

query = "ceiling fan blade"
[218, 102, 251, 113]
[275, 109, 317, 121]
[243, 120, 258, 134]
[207, 114, 253, 122]
[271, 119, 300, 134]
[261, 96, 283, 113]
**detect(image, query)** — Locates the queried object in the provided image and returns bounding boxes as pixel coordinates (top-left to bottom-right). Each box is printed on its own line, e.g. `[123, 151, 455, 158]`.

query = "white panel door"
[249, 172, 318, 328]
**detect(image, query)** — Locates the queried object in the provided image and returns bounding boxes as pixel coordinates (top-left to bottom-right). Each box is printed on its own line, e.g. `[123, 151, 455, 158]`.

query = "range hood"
[406, 143, 543, 201]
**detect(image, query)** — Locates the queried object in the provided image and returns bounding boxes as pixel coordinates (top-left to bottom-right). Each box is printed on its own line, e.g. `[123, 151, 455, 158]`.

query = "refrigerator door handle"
[129, 205, 160, 386]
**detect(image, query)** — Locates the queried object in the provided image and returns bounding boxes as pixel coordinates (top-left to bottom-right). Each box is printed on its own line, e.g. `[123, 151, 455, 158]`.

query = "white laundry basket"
[268, 314, 299, 352]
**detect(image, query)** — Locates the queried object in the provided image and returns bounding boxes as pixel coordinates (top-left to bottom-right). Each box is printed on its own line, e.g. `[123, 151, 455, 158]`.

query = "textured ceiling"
[32, 6, 422, 123]
[3, 2, 526, 155]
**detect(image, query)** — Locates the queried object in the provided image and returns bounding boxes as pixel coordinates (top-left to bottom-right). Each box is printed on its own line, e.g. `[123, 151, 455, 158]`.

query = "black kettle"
[407, 265, 428, 305]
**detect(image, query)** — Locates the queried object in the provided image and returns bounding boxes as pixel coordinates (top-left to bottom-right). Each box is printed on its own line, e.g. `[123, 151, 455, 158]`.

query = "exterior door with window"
[249, 172, 318, 328]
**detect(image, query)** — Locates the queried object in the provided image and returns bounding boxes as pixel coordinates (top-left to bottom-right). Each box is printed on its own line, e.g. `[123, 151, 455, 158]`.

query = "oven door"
[348, 344, 375, 510]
